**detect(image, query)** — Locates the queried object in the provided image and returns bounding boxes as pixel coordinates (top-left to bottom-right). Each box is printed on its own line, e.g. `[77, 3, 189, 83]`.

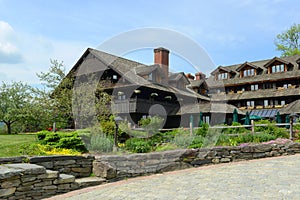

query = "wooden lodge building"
[206, 54, 300, 120]
[66, 47, 243, 128]
[64, 46, 300, 128]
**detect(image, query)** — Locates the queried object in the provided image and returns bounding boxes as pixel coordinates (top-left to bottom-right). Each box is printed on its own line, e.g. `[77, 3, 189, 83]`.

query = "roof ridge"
[89, 48, 150, 68]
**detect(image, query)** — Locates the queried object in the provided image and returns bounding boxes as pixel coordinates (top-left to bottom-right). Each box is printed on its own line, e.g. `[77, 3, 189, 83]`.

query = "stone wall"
[0, 163, 79, 200]
[1, 142, 300, 199]
[93, 142, 300, 180]
[0, 155, 95, 178]
[29, 155, 94, 178]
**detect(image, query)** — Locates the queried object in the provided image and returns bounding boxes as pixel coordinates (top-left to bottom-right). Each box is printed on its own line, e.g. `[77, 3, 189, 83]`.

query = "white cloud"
[0, 21, 22, 64]
[0, 20, 90, 84]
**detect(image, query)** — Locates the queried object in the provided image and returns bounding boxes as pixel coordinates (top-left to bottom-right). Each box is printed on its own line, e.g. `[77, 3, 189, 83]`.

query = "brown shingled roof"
[207, 54, 300, 88]
[67, 48, 210, 101]
[178, 102, 245, 115]
[280, 99, 300, 114]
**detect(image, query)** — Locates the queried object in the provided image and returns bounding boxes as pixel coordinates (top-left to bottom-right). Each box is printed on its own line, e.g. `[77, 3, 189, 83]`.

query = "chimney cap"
[154, 47, 170, 53]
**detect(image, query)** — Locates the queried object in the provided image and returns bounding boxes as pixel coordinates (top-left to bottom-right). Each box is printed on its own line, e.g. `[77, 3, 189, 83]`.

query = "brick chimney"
[186, 73, 195, 80]
[195, 72, 206, 80]
[154, 47, 169, 84]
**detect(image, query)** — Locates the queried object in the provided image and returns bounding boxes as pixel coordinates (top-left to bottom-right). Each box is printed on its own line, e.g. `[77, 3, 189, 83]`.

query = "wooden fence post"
[251, 120, 254, 134]
[289, 118, 293, 140]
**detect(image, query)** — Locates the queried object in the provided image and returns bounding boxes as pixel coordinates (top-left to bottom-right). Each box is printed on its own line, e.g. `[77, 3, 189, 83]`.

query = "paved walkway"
[46, 154, 300, 200]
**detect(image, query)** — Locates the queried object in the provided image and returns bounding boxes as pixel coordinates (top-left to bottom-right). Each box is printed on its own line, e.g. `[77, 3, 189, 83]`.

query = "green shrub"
[273, 127, 289, 138]
[202, 128, 222, 147]
[254, 120, 289, 138]
[253, 133, 276, 143]
[189, 135, 204, 149]
[222, 122, 248, 135]
[19, 143, 46, 156]
[36, 131, 87, 153]
[57, 136, 87, 152]
[196, 123, 209, 137]
[125, 138, 151, 153]
[236, 133, 254, 144]
[36, 130, 48, 140]
[171, 134, 194, 149]
[141, 116, 164, 137]
[42, 133, 61, 145]
[216, 134, 231, 146]
[100, 120, 115, 136]
[87, 134, 114, 152]
[294, 120, 300, 131]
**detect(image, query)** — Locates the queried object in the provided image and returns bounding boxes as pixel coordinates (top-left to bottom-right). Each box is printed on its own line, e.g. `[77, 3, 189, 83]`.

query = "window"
[117, 94, 126, 100]
[247, 101, 255, 107]
[264, 83, 274, 89]
[148, 73, 153, 81]
[281, 100, 285, 106]
[271, 64, 284, 73]
[264, 100, 269, 107]
[243, 69, 255, 77]
[251, 84, 258, 91]
[113, 75, 118, 80]
[218, 73, 228, 80]
[204, 116, 210, 124]
[283, 84, 291, 89]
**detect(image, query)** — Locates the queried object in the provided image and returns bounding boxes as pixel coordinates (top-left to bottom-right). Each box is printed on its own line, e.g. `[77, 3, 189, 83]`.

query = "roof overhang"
[236, 61, 264, 72]
[264, 57, 290, 68]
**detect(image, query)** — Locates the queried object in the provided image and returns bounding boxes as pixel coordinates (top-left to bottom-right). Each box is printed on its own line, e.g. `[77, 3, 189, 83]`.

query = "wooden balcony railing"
[112, 98, 179, 114]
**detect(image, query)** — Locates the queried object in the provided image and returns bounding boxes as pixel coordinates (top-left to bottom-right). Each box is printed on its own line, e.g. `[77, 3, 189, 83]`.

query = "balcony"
[211, 86, 300, 101]
[112, 98, 180, 114]
[238, 104, 285, 110]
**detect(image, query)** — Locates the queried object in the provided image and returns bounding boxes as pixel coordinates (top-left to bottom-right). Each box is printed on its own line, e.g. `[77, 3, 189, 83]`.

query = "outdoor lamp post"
[289, 113, 298, 140]
[114, 116, 123, 151]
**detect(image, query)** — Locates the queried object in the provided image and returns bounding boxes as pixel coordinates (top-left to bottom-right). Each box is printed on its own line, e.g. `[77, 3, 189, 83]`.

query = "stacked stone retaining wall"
[0, 155, 94, 178]
[1, 142, 300, 199]
[0, 163, 79, 200]
[93, 142, 300, 180]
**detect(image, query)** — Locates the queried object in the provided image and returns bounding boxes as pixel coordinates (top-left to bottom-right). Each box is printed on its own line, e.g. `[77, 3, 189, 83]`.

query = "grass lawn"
[0, 134, 37, 157]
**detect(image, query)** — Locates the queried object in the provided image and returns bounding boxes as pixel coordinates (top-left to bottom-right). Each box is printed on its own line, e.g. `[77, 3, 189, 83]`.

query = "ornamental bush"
[36, 131, 87, 153]
[125, 138, 151, 153]
[87, 133, 114, 153]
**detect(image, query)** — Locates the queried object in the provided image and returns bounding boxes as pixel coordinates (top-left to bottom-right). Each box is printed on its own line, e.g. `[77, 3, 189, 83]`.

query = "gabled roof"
[189, 79, 205, 88]
[169, 72, 190, 84]
[135, 64, 165, 78]
[178, 102, 245, 115]
[66, 48, 209, 101]
[280, 99, 300, 114]
[236, 61, 265, 72]
[207, 54, 300, 88]
[263, 56, 290, 68]
[210, 66, 236, 75]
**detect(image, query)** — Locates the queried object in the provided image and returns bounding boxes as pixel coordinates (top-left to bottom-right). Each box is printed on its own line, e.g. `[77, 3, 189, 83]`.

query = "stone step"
[53, 173, 75, 184]
[75, 177, 106, 188]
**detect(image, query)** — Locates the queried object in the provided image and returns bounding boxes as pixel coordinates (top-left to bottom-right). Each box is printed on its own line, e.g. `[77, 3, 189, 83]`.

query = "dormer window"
[218, 72, 228, 80]
[243, 68, 255, 77]
[264, 57, 289, 74]
[271, 64, 284, 73]
[148, 73, 153, 81]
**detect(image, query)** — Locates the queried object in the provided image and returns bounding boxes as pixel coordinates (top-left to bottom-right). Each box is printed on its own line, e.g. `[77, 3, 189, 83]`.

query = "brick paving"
[45, 154, 300, 200]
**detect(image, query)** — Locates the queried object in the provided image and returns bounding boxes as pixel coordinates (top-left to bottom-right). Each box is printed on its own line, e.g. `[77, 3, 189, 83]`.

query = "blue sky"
[0, 0, 299, 84]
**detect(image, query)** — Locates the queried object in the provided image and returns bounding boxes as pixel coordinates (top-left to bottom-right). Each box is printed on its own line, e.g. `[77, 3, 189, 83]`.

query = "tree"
[275, 23, 300, 57]
[36, 59, 73, 129]
[0, 82, 33, 134]
[37, 59, 112, 130]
